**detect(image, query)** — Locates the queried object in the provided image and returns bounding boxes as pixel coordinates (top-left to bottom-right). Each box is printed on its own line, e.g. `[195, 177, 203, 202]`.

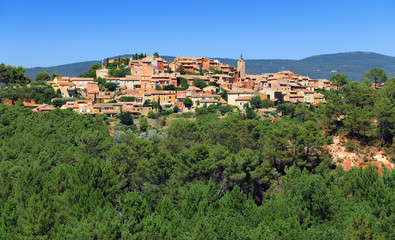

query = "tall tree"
[364, 67, 387, 89]
[184, 97, 193, 108]
[249, 96, 262, 109]
[139, 116, 148, 132]
[0, 63, 31, 85]
[193, 79, 206, 89]
[35, 72, 51, 82]
[51, 72, 61, 80]
[330, 73, 347, 89]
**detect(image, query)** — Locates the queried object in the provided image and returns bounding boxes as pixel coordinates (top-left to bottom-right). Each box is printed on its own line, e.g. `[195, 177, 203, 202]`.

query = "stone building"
[237, 54, 245, 78]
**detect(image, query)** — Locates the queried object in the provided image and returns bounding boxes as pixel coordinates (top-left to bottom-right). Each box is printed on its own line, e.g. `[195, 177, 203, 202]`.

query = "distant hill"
[25, 52, 395, 81]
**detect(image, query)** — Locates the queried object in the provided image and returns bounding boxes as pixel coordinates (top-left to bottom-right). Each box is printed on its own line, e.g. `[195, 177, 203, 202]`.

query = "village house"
[129, 59, 155, 76]
[32, 104, 56, 113]
[61, 99, 100, 114]
[85, 82, 100, 99]
[57, 82, 76, 98]
[299, 90, 315, 104]
[313, 93, 326, 104]
[317, 79, 332, 90]
[96, 67, 109, 79]
[191, 93, 220, 107]
[283, 90, 304, 103]
[96, 103, 123, 116]
[200, 99, 221, 107]
[106, 75, 142, 89]
[122, 103, 152, 116]
[235, 96, 252, 109]
[143, 91, 177, 105]
[71, 77, 95, 90]
[202, 86, 218, 95]
[176, 91, 188, 103]
[227, 89, 256, 106]
[151, 74, 178, 87]
[95, 92, 114, 103]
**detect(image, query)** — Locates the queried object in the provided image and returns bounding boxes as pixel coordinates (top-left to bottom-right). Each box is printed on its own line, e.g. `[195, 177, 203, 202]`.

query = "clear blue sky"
[1, 0, 394, 68]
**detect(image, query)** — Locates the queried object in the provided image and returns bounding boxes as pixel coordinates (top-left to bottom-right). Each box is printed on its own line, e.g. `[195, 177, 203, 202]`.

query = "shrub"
[345, 140, 355, 152]
[147, 111, 155, 119]
[119, 96, 136, 102]
[117, 112, 134, 125]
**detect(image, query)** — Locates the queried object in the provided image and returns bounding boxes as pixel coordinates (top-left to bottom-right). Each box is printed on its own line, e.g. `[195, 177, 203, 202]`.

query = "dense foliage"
[0, 85, 56, 104]
[0, 63, 31, 85]
[78, 63, 102, 78]
[1, 69, 395, 238]
[0, 98, 394, 238]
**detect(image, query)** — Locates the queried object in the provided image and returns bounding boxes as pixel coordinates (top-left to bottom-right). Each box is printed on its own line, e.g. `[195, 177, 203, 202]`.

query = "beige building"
[235, 96, 252, 109]
[96, 67, 109, 79]
[227, 89, 255, 106]
[71, 77, 95, 90]
[191, 94, 220, 107]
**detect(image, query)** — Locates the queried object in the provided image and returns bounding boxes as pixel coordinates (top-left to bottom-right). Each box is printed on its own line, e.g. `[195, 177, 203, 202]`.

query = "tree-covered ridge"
[0, 102, 394, 238]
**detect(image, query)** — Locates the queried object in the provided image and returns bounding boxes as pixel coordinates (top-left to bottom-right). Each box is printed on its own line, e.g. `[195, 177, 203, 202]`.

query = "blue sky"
[1, 0, 394, 68]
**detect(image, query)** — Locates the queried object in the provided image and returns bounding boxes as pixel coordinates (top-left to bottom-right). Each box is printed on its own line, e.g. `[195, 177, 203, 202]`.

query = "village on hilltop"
[29, 54, 332, 114]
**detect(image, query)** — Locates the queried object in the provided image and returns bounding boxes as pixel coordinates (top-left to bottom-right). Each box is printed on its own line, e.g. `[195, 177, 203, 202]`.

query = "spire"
[240, 53, 243, 59]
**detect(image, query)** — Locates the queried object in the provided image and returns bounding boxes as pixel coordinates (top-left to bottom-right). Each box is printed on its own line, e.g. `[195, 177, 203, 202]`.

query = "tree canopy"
[0, 63, 31, 85]
[364, 67, 388, 89]
[1, 68, 395, 238]
[35, 71, 51, 82]
[0, 104, 394, 238]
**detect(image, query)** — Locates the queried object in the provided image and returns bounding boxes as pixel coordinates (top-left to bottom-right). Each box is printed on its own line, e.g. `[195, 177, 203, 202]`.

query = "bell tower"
[237, 54, 245, 78]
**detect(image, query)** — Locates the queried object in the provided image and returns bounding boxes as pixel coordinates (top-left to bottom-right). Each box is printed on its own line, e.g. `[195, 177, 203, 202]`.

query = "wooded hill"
[25, 52, 395, 81]
[1, 75, 395, 238]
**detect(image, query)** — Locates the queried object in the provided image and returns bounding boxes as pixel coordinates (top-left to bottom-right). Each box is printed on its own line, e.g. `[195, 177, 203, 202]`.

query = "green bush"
[345, 140, 356, 152]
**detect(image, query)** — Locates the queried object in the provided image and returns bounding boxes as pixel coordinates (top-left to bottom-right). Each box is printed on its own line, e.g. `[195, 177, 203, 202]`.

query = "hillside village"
[28, 54, 332, 114]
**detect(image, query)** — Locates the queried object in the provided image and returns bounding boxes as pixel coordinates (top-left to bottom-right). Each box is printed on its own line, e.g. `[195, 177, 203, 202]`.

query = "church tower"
[237, 54, 245, 78]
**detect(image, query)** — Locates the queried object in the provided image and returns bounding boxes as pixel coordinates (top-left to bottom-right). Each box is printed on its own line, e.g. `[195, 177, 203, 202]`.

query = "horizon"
[1, 0, 395, 68]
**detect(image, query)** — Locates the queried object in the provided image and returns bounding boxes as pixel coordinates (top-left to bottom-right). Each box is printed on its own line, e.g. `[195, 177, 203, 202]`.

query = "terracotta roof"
[229, 89, 255, 94]
[191, 94, 219, 98]
[235, 96, 252, 101]
[71, 77, 94, 81]
[58, 82, 76, 86]
[200, 99, 219, 103]
[97, 103, 123, 106]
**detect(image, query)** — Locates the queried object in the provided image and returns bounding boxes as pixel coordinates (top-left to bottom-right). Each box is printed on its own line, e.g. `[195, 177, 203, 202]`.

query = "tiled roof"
[235, 96, 252, 101]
